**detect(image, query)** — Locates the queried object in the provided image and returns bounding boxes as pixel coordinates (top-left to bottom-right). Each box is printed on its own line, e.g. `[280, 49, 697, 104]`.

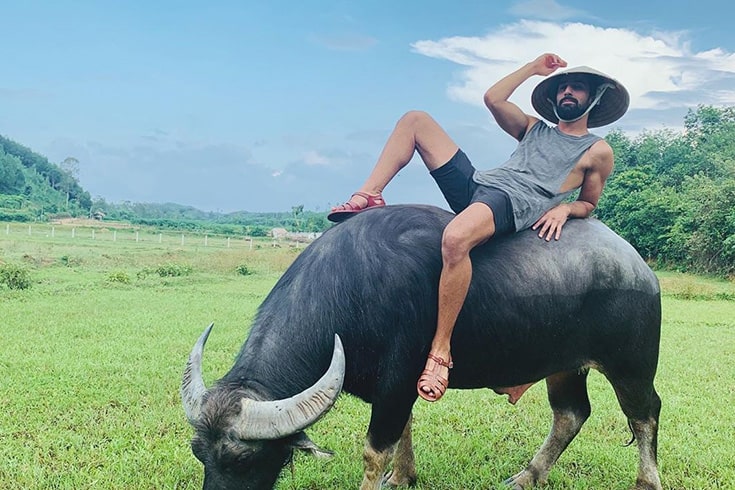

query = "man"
[327, 53, 629, 402]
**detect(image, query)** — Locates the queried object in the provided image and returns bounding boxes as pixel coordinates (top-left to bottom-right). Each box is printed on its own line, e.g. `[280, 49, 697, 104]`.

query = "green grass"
[1, 223, 734, 489]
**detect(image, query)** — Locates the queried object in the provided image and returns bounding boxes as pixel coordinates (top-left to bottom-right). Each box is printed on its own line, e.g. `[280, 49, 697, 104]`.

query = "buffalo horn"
[234, 334, 345, 440]
[181, 323, 214, 425]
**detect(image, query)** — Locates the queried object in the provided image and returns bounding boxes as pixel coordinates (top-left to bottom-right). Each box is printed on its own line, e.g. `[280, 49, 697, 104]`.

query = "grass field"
[1, 222, 734, 489]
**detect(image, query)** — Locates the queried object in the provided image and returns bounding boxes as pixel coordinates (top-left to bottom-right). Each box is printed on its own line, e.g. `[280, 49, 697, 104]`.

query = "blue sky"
[2, 0, 734, 213]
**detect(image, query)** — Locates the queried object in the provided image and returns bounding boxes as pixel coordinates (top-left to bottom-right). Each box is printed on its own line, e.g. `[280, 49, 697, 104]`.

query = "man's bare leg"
[418, 202, 497, 401]
[332, 111, 459, 211]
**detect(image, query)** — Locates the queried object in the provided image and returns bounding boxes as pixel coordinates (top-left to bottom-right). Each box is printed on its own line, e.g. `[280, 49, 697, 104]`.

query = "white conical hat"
[531, 66, 629, 128]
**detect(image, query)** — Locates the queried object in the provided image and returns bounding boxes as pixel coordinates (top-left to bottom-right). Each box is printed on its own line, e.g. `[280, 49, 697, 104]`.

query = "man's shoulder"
[589, 138, 613, 156]
[517, 116, 544, 141]
[586, 139, 614, 170]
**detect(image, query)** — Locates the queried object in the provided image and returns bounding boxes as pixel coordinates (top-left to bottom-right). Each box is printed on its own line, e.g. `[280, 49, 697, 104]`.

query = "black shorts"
[429, 149, 516, 235]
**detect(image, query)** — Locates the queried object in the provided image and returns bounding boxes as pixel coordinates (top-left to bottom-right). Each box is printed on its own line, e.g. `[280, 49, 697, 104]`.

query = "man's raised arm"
[484, 53, 567, 141]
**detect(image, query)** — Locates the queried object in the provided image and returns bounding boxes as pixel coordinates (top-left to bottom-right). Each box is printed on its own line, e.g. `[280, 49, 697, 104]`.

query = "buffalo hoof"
[631, 481, 663, 490]
[503, 469, 541, 489]
[381, 470, 417, 488]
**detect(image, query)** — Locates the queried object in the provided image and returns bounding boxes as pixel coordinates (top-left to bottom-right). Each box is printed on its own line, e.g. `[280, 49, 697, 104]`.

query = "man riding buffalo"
[327, 53, 630, 402]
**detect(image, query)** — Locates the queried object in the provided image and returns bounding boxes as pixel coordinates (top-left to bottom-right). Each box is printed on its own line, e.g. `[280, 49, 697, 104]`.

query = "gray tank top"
[473, 121, 602, 231]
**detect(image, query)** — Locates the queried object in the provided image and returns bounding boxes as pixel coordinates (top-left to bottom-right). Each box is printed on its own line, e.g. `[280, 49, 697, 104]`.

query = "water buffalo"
[181, 204, 662, 490]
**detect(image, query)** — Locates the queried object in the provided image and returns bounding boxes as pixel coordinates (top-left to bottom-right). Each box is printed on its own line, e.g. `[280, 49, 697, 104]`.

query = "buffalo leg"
[382, 414, 417, 487]
[360, 400, 415, 490]
[506, 370, 591, 489]
[361, 442, 395, 490]
[609, 377, 662, 490]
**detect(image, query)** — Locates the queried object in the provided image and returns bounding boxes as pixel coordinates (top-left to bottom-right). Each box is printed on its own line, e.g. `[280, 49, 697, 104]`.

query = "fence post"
[114, 230, 117, 241]
[181, 234, 185, 246]
[204, 235, 208, 247]
[159, 233, 162, 243]
[72, 228, 75, 238]
[5, 223, 9, 235]
[227, 237, 230, 248]
[92, 229, 95, 240]
[52, 226, 55, 237]
[28, 225, 32, 236]
[136, 231, 139, 243]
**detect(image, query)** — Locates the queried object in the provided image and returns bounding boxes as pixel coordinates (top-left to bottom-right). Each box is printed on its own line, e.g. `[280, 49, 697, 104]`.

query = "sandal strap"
[337, 200, 362, 212]
[419, 370, 448, 390]
[351, 191, 385, 207]
[417, 369, 448, 401]
[427, 353, 453, 369]
[333, 192, 385, 212]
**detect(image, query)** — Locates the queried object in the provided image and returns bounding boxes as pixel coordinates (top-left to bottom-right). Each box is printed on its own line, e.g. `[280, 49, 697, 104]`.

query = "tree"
[60, 156, 79, 177]
[291, 204, 304, 231]
[59, 157, 80, 209]
[0, 152, 26, 194]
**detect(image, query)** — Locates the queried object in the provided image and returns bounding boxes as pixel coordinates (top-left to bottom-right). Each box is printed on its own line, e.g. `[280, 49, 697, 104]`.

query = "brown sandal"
[417, 353, 453, 402]
[327, 191, 385, 223]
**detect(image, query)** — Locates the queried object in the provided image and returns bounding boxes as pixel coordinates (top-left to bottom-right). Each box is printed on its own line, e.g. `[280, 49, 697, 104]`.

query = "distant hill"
[0, 134, 91, 222]
[0, 134, 329, 233]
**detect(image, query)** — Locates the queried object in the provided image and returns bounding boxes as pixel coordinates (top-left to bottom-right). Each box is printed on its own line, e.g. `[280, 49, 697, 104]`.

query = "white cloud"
[303, 150, 331, 166]
[411, 20, 735, 121]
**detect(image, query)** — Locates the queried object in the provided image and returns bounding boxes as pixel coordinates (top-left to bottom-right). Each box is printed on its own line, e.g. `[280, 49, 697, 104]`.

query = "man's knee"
[397, 110, 433, 129]
[441, 225, 476, 263]
[441, 209, 496, 261]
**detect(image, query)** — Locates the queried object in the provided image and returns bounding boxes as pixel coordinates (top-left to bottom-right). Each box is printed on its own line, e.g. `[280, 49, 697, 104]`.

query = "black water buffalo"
[181, 204, 662, 490]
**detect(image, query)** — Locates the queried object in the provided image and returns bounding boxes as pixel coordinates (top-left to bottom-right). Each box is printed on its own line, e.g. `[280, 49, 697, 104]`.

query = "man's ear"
[287, 432, 334, 459]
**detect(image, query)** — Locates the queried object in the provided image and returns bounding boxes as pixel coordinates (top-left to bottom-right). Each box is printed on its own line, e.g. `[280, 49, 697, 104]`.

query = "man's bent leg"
[331, 111, 459, 212]
[418, 202, 497, 401]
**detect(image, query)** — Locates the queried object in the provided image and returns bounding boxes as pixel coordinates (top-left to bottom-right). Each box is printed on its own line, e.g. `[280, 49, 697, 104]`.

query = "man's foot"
[327, 191, 385, 223]
[417, 353, 453, 402]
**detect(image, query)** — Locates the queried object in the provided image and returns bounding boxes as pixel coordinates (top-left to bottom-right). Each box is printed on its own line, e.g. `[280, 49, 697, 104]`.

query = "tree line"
[91, 200, 329, 237]
[596, 105, 735, 277]
[1, 105, 734, 276]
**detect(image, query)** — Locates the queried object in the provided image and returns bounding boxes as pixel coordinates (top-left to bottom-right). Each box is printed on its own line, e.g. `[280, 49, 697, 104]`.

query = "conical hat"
[531, 66, 629, 128]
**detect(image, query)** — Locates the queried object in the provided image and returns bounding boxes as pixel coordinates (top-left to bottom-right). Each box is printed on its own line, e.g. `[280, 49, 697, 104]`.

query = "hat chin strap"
[550, 83, 613, 123]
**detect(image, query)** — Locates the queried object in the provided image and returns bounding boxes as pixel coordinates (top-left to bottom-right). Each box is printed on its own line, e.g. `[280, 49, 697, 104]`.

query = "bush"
[235, 264, 252, 276]
[59, 255, 83, 267]
[155, 263, 193, 277]
[0, 263, 32, 290]
[107, 271, 131, 284]
[138, 263, 193, 279]
[0, 209, 33, 222]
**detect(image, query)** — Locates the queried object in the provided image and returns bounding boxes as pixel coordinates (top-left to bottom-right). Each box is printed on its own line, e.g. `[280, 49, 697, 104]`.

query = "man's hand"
[532, 203, 571, 241]
[531, 53, 567, 77]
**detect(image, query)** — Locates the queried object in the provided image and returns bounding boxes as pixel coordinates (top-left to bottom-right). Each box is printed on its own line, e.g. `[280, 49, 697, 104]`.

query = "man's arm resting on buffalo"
[532, 200, 595, 241]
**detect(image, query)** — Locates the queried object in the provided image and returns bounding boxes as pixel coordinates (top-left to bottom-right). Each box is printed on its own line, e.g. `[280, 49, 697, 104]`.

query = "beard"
[556, 98, 588, 121]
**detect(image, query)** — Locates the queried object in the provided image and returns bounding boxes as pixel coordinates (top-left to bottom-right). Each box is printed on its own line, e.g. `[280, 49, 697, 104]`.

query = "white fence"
[0, 222, 302, 250]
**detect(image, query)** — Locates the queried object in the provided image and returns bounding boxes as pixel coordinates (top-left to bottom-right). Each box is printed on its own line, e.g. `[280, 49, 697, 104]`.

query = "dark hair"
[549, 73, 600, 98]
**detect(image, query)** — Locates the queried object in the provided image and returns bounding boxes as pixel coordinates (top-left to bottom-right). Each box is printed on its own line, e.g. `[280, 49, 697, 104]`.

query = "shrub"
[138, 263, 194, 279]
[235, 264, 252, 276]
[155, 263, 193, 277]
[107, 271, 131, 284]
[0, 263, 32, 290]
[59, 255, 83, 267]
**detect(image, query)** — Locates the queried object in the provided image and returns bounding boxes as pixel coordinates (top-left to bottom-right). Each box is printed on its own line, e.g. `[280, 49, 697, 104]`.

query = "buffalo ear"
[288, 432, 333, 459]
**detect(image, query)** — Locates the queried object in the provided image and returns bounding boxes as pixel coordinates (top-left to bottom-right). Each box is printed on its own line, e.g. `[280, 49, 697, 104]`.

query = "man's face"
[555, 76, 591, 121]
